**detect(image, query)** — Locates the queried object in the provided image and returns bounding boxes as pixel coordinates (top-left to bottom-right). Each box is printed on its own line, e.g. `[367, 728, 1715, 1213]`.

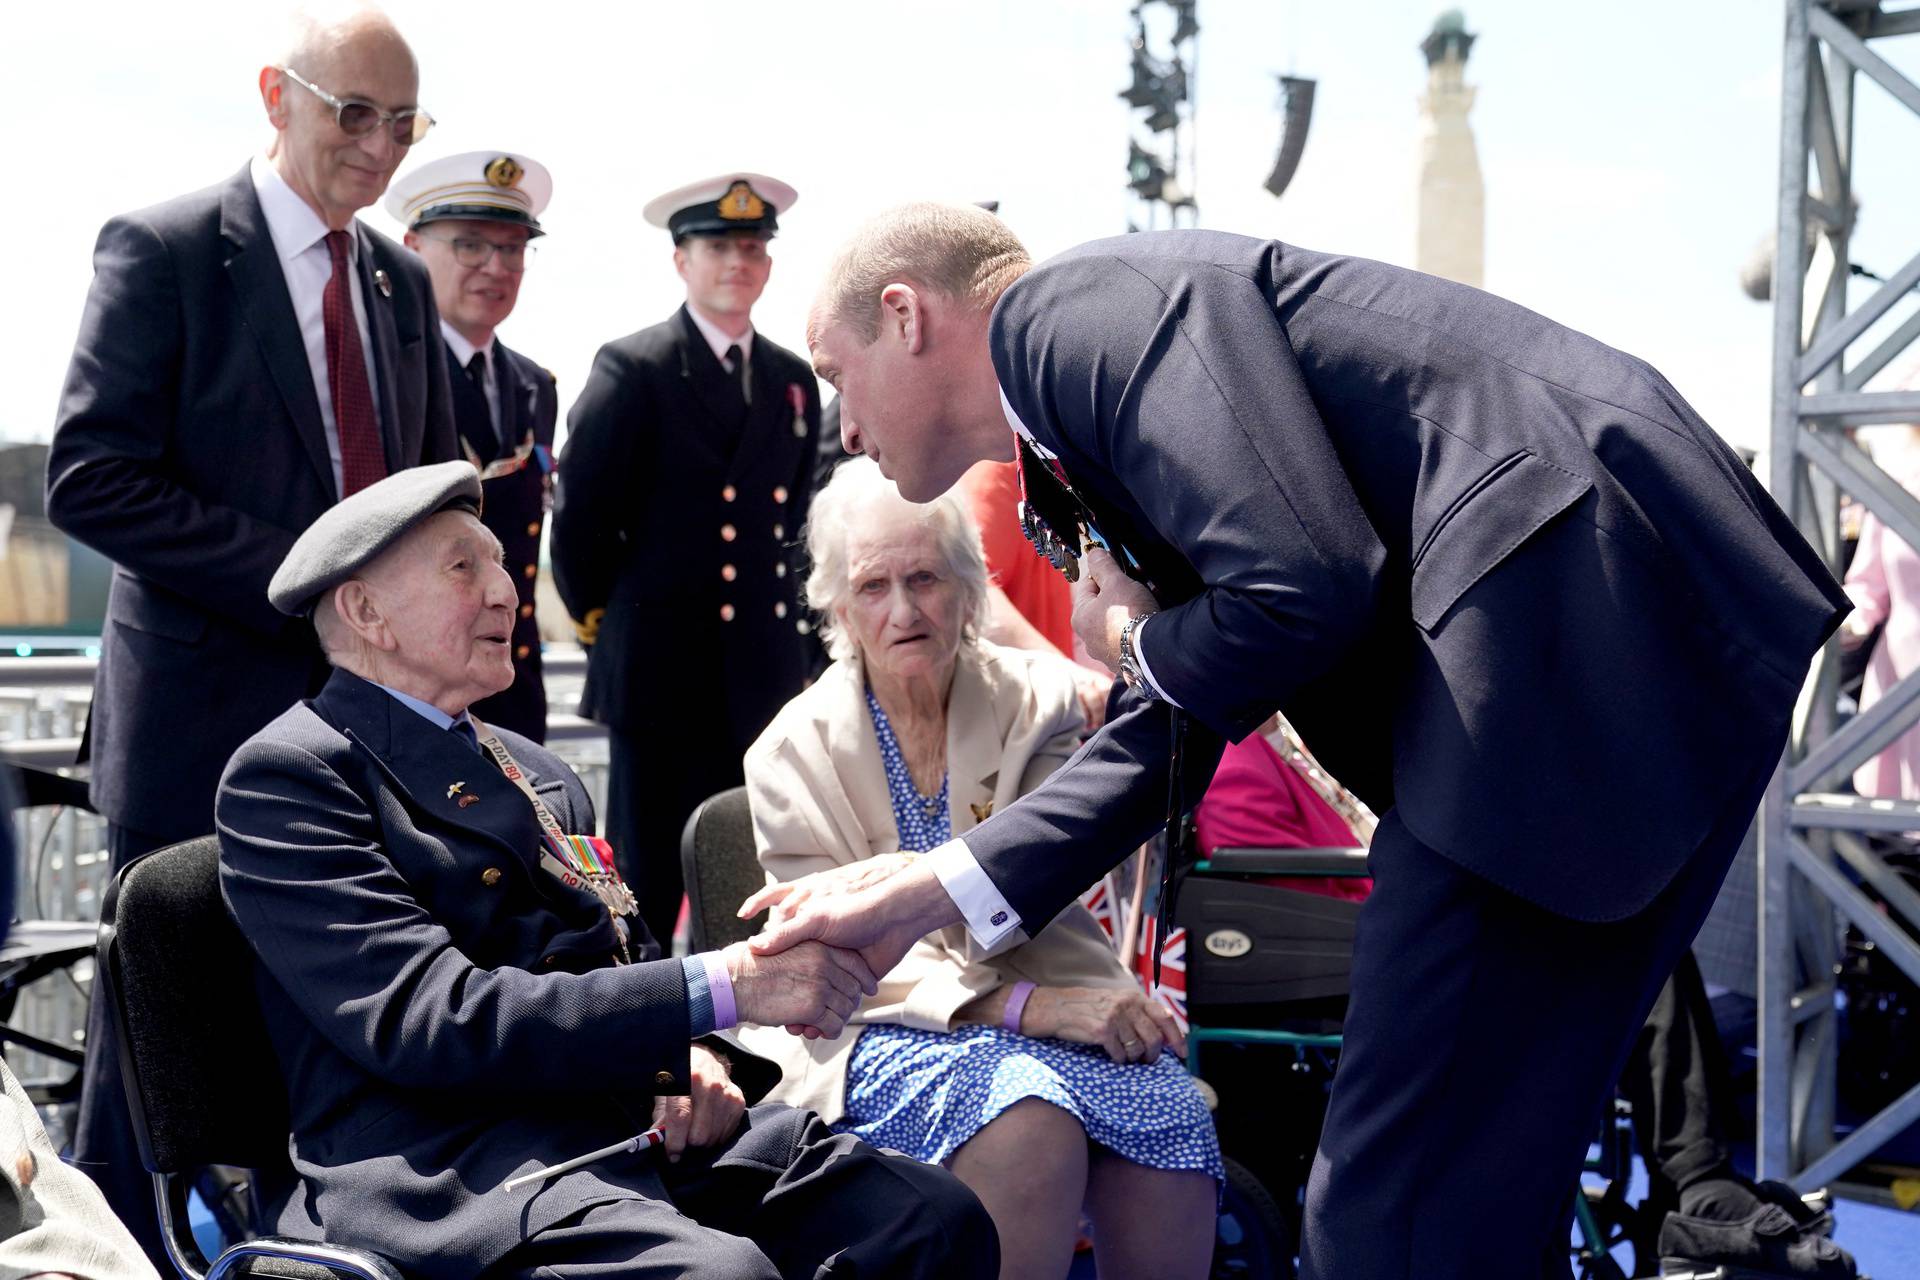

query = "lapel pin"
[459, 793, 481, 808]
[447, 781, 465, 799]
[374, 268, 392, 298]
[969, 801, 994, 823]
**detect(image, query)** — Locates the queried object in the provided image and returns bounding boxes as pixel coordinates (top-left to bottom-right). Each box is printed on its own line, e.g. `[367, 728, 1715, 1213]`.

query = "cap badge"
[718, 181, 766, 221]
[484, 155, 524, 189]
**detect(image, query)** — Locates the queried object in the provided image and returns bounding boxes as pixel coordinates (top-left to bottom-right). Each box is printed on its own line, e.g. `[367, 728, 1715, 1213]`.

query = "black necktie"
[464, 351, 486, 386]
[724, 343, 751, 406]
[450, 719, 481, 754]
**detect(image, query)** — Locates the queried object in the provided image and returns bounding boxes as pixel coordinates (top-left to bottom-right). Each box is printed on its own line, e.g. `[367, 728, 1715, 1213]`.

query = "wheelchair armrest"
[1197, 847, 1370, 877]
[206, 1238, 408, 1280]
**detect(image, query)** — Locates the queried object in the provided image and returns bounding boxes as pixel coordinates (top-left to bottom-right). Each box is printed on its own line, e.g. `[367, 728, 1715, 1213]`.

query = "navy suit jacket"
[967, 232, 1848, 924]
[551, 306, 821, 750]
[217, 669, 775, 1276]
[46, 163, 457, 842]
[451, 338, 559, 741]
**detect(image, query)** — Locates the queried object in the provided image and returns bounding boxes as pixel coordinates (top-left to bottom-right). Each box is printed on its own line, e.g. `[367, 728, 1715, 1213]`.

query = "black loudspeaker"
[1174, 876, 1359, 1021]
[1264, 75, 1318, 200]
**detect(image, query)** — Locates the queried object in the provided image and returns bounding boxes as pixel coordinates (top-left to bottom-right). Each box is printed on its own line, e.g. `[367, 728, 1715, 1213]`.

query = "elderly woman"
[740, 459, 1220, 1280]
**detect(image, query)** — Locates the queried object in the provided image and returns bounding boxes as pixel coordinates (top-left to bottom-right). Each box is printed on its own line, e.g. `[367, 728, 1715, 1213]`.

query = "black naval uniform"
[552, 305, 821, 943]
[449, 338, 558, 741]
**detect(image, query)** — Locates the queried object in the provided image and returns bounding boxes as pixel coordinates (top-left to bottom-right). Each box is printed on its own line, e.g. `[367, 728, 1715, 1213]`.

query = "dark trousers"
[1625, 949, 1741, 1218]
[1299, 755, 1773, 1280]
[607, 727, 742, 948]
[485, 1105, 998, 1279]
[74, 820, 172, 1268]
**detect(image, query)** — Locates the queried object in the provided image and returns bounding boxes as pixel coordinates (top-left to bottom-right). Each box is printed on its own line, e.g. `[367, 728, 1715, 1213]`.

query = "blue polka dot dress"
[838, 690, 1223, 1185]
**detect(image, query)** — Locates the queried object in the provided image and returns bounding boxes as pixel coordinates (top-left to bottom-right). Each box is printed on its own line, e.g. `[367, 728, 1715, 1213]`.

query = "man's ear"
[333, 580, 397, 653]
[672, 245, 691, 284]
[259, 66, 287, 129]
[403, 230, 421, 252]
[878, 283, 924, 355]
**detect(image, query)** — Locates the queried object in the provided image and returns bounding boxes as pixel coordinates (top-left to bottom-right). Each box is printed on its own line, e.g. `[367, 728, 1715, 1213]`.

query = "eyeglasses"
[278, 66, 434, 146]
[418, 234, 536, 272]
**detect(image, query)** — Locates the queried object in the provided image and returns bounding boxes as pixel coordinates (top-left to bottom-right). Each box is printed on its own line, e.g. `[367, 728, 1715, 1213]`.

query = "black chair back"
[97, 835, 291, 1176]
[679, 787, 764, 952]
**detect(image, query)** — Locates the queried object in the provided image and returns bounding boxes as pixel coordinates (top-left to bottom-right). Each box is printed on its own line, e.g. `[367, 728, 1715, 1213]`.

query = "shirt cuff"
[926, 838, 1021, 951]
[1130, 614, 1183, 709]
[681, 955, 715, 1037]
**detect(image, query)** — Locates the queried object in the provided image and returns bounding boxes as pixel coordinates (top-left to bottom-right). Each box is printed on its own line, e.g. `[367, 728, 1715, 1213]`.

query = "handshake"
[724, 852, 961, 1038]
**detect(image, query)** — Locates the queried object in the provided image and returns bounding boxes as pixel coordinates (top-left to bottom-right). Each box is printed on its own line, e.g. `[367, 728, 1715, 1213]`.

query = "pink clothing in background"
[1194, 733, 1373, 903]
[1846, 436, 1920, 799]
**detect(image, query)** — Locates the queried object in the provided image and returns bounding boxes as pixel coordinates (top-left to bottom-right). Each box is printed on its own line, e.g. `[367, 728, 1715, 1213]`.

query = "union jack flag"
[1133, 917, 1189, 1034]
[1078, 875, 1120, 946]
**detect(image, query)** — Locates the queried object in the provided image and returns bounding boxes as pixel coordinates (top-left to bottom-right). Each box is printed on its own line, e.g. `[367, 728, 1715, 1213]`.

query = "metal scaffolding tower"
[1763, 0, 1920, 1191]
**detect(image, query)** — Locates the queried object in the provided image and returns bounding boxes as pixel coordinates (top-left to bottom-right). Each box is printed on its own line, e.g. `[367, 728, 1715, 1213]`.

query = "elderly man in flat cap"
[216, 463, 995, 1280]
[551, 172, 822, 948]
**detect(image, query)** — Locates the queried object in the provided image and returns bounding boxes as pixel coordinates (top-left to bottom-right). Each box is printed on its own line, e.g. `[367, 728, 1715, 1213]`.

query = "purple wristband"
[701, 952, 738, 1030]
[1002, 981, 1036, 1034]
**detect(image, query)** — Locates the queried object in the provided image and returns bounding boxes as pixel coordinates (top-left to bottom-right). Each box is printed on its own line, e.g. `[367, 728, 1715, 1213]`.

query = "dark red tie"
[323, 230, 386, 495]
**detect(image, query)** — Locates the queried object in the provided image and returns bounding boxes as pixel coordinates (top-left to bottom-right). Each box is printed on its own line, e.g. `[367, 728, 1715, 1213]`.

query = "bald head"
[809, 202, 1030, 348]
[262, 3, 423, 230]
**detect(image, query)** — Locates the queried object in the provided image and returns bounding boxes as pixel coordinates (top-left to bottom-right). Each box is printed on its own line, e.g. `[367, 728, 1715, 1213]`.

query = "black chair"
[679, 787, 764, 952]
[96, 835, 403, 1280]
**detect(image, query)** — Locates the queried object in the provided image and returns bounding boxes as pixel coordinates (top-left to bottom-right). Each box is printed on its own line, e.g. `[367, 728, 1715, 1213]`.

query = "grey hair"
[803, 457, 991, 663]
[809, 203, 1031, 347]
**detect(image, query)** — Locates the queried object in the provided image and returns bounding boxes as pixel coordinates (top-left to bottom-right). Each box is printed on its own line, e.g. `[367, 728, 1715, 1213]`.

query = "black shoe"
[1752, 1180, 1835, 1238]
[1658, 1204, 1859, 1280]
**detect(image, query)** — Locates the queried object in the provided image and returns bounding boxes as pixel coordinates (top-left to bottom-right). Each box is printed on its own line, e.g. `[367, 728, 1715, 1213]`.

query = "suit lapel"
[218, 166, 333, 496]
[674, 307, 747, 461]
[727, 339, 789, 480]
[356, 227, 404, 473]
[495, 342, 536, 449]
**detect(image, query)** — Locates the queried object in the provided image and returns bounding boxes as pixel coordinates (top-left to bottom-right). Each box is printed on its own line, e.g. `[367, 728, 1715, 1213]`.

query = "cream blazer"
[739, 639, 1141, 1121]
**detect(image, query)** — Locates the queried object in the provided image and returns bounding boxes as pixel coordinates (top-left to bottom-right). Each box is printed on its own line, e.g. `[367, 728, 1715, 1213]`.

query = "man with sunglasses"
[388, 150, 558, 742]
[45, 3, 454, 1262]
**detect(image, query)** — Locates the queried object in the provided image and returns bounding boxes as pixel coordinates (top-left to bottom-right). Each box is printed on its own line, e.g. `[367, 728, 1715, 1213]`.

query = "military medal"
[787, 382, 808, 438]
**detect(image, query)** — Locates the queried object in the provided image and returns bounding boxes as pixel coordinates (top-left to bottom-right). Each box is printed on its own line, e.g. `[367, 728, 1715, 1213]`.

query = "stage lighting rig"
[1120, 0, 1201, 229]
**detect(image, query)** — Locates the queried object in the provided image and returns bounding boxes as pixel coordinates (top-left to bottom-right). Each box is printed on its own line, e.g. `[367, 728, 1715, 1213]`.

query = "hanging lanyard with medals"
[472, 719, 638, 963]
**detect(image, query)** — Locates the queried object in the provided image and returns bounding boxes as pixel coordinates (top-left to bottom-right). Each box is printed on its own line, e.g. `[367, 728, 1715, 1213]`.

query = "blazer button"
[526, 521, 541, 536]
[720, 604, 736, 622]
[720, 524, 737, 542]
[774, 563, 786, 578]
[796, 619, 812, 635]
[722, 485, 737, 502]
[522, 563, 537, 579]
[519, 603, 534, 618]
[721, 564, 737, 581]
[772, 523, 784, 539]
[772, 485, 788, 503]
[654, 1071, 676, 1088]
[481, 867, 503, 887]
[516, 644, 531, 659]
[774, 602, 788, 618]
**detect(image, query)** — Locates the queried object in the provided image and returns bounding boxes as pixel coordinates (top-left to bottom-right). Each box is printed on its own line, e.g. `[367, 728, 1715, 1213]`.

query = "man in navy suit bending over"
[744, 204, 1850, 1279]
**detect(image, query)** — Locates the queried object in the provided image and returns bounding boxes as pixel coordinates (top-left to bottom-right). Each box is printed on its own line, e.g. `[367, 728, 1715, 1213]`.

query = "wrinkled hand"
[1021, 986, 1187, 1064]
[739, 857, 960, 1036]
[1071, 547, 1158, 671]
[722, 939, 877, 1038]
[651, 1043, 745, 1162]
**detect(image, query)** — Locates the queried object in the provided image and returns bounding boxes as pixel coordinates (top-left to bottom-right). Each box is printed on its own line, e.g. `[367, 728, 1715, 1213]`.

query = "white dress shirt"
[686, 303, 754, 370]
[441, 321, 501, 440]
[250, 155, 383, 498]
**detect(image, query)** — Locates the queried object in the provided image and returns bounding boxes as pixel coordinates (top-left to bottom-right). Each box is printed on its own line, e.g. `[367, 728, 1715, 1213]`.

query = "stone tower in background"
[1417, 10, 1484, 287]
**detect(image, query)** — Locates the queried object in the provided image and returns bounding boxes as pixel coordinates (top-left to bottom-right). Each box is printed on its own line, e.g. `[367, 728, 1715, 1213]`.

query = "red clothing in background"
[957, 459, 1076, 658]
[1194, 733, 1374, 903]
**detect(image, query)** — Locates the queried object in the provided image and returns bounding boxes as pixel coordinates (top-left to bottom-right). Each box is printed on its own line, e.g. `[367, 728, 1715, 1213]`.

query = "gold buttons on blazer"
[772, 523, 784, 539]
[721, 564, 737, 582]
[772, 485, 788, 503]
[722, 485, 737, 502]
[526, 521, 541, 536]
[516, 644, 531, 659]
[774, 563, 786, 578]
[720, 604, 736, 622]
[519, 603, 534, 618]
[774, 602, 787, 618]
[481, 867, 503, 887]
[720, 524, 737, 542]
[522, 563, 537, 579]
[654, 1070, 676, 1088]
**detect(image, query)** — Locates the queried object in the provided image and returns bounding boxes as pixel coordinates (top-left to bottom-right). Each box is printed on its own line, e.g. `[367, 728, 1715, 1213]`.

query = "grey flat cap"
[270, 462, 482, 616]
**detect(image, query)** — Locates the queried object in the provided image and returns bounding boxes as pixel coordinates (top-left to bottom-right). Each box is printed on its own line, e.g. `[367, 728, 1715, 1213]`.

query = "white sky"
[9, 0, 1920, 454]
